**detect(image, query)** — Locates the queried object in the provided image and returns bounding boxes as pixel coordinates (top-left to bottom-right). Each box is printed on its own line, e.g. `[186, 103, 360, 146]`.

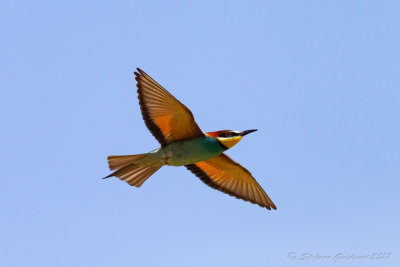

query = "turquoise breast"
[162, 136, 226, 166]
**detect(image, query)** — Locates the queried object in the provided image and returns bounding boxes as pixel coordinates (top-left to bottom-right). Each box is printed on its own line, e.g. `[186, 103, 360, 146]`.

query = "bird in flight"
[104, 68, 276, 210]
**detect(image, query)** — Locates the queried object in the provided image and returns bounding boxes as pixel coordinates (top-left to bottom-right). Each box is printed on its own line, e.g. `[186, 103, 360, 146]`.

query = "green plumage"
[138, 136, 227, 166]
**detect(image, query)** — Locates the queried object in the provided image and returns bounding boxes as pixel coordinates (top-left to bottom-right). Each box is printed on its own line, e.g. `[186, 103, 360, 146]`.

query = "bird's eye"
[218, 132, 236, 138]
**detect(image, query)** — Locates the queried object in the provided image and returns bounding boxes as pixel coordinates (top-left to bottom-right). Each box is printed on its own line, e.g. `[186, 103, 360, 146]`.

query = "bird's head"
[206, 129, 258, 149]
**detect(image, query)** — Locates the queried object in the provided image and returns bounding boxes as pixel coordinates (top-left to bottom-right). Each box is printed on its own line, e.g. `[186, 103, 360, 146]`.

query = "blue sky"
[1, 1, 399, 266]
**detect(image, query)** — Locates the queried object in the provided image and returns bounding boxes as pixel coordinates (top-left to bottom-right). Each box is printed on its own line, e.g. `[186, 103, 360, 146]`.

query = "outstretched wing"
[185, 154, 276, 210]
[135, 68, 203, 146]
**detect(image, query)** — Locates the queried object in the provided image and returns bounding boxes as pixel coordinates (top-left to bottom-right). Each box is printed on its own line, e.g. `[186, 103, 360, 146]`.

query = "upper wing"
[135, 68, 203, 146]
[185, 154, 276, 210]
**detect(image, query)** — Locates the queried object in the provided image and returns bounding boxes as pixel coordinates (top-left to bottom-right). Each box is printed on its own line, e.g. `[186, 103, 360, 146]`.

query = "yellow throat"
[217, 136, 243, 149]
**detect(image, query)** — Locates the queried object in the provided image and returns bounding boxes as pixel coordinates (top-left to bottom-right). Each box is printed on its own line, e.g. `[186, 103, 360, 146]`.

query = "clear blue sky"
[1, 1, 399, 266]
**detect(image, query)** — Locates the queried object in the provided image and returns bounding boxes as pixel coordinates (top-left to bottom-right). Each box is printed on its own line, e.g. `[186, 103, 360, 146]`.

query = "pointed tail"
[104, 154, 161, 187]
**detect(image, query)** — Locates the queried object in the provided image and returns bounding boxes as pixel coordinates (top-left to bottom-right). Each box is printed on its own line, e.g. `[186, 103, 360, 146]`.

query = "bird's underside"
[105, 68, 276, 210]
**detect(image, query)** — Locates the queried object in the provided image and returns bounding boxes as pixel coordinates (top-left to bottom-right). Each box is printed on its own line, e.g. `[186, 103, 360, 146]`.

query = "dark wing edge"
[135, 69, 168, 146]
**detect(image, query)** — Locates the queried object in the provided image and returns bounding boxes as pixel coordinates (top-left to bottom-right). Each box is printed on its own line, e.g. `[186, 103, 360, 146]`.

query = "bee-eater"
[104, 68, 276, 210]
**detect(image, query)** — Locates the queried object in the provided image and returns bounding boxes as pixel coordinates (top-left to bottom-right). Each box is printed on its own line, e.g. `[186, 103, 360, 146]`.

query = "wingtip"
[262, 202, 277, 210]
[133, 68, 144, 78]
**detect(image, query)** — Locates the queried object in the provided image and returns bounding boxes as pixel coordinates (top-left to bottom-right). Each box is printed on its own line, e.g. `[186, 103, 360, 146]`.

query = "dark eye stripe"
[219, 132, 237, 137]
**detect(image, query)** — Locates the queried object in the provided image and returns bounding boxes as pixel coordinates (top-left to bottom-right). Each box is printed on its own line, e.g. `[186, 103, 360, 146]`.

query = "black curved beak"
[240, 129, 258, 136]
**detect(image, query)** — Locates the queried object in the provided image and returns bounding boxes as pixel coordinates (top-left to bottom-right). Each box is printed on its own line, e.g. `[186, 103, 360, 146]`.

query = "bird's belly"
[162, 137, 225, 166]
